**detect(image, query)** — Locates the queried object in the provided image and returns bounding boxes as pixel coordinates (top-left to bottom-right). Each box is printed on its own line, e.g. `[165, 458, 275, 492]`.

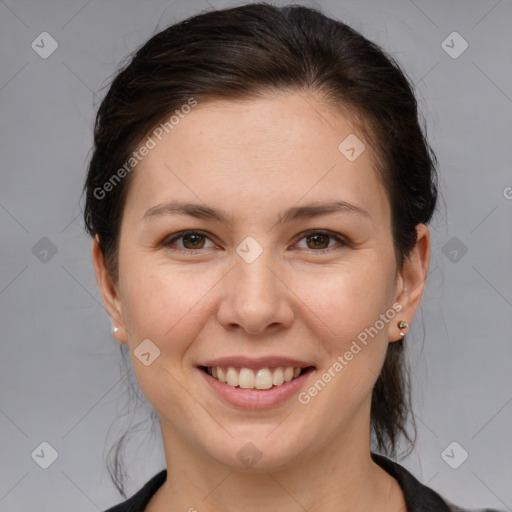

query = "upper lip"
[199, 356, 315, 369]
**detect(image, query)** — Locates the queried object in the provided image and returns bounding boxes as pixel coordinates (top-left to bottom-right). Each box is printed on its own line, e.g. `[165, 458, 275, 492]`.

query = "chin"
[206, 432, 307, 473]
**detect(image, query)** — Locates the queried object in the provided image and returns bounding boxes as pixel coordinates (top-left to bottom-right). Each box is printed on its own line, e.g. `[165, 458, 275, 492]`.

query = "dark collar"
[103, 469, 166, 512]
[105, 454, 460, 511]
[371, 452, 454, 511]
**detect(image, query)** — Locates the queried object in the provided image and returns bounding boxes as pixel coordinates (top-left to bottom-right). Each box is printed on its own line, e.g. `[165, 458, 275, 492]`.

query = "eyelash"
[161, 229, 347, 254]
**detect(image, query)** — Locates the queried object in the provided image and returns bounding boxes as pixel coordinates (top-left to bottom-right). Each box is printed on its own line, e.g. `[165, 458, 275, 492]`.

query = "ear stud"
[397, 320, 408, 337]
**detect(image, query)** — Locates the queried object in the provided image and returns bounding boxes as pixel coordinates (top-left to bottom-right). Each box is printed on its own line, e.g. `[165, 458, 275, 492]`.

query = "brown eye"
[306, 232, 330, 250]
[162, 229, 346, 254]
[181, 233, 206, 249]
[163, 231, 215, 251]
[296, 230, 346, 252]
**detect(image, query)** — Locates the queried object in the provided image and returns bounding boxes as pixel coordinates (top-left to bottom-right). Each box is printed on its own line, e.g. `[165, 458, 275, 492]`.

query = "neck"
[147, 413, 405, 512]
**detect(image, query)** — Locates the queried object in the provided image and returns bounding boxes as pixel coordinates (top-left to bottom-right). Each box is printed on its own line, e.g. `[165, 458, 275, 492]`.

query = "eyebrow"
[143, 199, 371, 225]
[143, 200, 371, 224]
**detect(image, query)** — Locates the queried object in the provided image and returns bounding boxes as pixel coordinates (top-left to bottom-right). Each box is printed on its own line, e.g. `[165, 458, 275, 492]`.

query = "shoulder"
[371, 452, 503, 512]
[102, 469, 167, 512]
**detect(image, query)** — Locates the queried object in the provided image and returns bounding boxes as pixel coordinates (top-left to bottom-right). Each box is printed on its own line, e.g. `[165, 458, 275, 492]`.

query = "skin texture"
[93, 91, 430, 511]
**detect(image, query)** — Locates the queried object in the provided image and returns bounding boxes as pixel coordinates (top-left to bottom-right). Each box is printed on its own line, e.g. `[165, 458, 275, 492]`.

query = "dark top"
[103, 453, 501, 512]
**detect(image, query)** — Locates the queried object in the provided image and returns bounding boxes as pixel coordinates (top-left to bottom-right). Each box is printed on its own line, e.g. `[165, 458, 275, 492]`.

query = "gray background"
[1, 0, 511, 510]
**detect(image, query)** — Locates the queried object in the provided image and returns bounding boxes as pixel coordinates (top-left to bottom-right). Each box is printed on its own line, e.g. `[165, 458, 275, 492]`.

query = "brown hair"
[83, 3, 437, 497]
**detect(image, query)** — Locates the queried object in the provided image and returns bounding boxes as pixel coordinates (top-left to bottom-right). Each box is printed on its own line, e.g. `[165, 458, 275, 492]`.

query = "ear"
[391, 224, 431, 342]
[92, 235, 128, 344]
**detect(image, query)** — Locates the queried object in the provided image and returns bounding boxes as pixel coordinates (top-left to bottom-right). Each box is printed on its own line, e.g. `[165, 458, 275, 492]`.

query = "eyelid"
[162, 229, 348, 253]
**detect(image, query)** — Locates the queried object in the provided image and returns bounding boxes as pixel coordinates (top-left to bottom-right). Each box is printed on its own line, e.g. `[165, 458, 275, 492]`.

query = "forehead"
[125, 92, 390, 225]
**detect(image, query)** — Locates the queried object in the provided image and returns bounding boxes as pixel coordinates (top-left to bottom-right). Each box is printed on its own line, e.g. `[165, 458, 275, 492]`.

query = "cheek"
[119, 260, 218, 349]
[292, 255, 394, 345]
[296, 261, 394, 414]
[119, 265, 214, 413]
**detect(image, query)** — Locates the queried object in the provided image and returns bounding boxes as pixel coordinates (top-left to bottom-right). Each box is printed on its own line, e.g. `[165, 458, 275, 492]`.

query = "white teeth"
[207, 366, 305, 389]
[239, 368, 255, 389]
[226, 367, 238, 387]
[272, 367, 284, 386]
[283, 367, 294, 382]
[254, 368, 273, 389]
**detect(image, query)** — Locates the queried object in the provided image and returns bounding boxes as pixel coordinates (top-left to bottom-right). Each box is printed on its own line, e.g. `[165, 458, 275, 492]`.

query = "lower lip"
[198, 367, 315, 409]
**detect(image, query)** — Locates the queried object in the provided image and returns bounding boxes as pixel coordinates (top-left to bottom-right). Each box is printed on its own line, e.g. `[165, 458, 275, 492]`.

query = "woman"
[84, 3, 501, 511]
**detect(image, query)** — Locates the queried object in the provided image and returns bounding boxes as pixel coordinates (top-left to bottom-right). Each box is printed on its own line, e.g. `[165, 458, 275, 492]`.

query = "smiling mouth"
[199, 365, 315, 390]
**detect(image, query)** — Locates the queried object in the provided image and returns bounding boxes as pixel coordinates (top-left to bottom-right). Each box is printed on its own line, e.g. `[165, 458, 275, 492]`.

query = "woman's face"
[94, 91, 429, 471]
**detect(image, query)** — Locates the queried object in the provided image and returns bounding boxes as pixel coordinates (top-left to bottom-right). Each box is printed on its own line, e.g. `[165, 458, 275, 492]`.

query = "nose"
[216, 246, 294, 335]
